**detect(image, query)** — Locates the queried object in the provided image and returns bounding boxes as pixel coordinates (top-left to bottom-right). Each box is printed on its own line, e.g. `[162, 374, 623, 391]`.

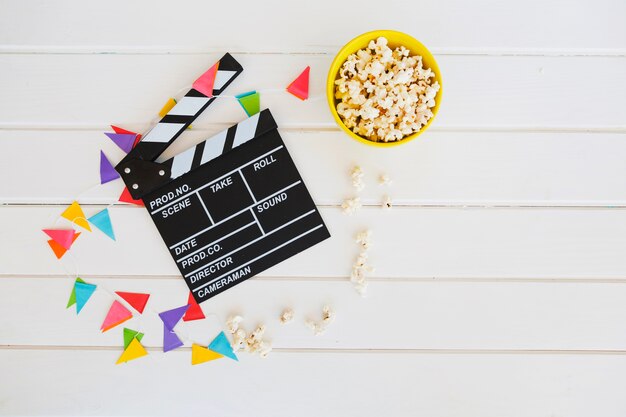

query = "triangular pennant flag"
[192, 344, 223, 365]
[116, 291, 150, 314]
[192, 62, 219, 97]
[208, 331, 238, 361]
[159, 305, 189, 331]
[286, 66, 310, 100]
[163, 324, 184, 352]
[182, 292, 205, 322]
[123, 328, 145, 350]
[61, 201, 92, 232]
[99, 151, 120, 184]
[118, 187, 144, 206]
[43, 229, 75, 250]
[236, 91, 260, 117]
[66, 277, 86, 308]
[116, 337, 148, 364]
[100, 300, 133, 332]
[104, 133, 136, 153]
[75, 281, 97, 314]
[47, 232, 80, 259]
[111, 125, 142, 147]
[88, 208, 116, 241]
[159, 98, 177, 118]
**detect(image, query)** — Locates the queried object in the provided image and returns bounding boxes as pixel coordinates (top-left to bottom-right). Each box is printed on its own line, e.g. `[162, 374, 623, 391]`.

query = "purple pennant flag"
[163, 324, 184, 352]
[159, 305, 190, 331]
[99, 151, 120, 184]
[104, 133, 136, 153]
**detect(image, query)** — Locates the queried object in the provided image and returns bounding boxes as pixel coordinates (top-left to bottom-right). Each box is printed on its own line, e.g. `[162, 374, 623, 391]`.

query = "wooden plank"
[1, 348, 625, 416]
[3, 277, 626, 350]
[3, 129, 626, 206]
[4, 205, 626, 278]
[1, 0, 624, 54]
[1, 54, 624, 129]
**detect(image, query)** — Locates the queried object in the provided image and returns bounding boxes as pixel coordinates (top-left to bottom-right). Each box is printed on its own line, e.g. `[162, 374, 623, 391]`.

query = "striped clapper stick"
[116, 53, 243, 198]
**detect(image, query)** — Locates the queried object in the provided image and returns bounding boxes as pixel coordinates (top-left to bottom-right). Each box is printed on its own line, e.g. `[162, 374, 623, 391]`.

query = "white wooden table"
[1, 1, 626, 415]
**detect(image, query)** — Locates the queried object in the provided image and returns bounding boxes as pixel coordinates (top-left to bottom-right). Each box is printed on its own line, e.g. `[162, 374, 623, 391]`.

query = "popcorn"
[225, 315, 272, 357]
[379, 173, 393, 186]
[306, 305, 335, 336]
[279, 308, 294, 324]
[335, 36, 440, 143]
[351, 230, 374, 296]
[350, 166, 365, 191]
[382, 195, 393, 210]
[341, 196, 362, 215]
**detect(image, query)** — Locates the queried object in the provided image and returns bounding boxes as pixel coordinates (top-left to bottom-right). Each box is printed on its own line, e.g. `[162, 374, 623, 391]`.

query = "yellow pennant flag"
[61, 201, 91, 232]
[116, 337, 148, 364]
[191, 344, 223, 365]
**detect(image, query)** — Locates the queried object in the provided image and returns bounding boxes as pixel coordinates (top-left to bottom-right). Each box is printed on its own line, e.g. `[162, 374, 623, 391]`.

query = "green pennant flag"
[236, 91, 260, 117]
[123, 328, 145, 350]
[66, 277, 86, 308]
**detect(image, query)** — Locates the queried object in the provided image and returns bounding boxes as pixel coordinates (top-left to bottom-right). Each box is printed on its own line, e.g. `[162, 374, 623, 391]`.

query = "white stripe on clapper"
[213, 70, 238, 90]
[168, 96, 210, 116]
[200, 129, 228, 165]
[142, 123, 186, 143]
[170, 146, 195, 178]
[232, 113, 260, 148]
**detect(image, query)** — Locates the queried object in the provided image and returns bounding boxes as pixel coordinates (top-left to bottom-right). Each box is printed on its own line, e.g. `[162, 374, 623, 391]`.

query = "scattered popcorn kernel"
[350, 166, 365, 191]
[341, 197, 362, 215]
[355, 229, 373, 250]
[226, 315, 243, 334]
[382, 195, 393, 210]
[321, 305, 335, 324]
[305, 305, 336, 336]
[258, 341, 273, 358]
[379, 173, 393, 186]
[335, 36, 440, 143]
[279, 308, 294, 324]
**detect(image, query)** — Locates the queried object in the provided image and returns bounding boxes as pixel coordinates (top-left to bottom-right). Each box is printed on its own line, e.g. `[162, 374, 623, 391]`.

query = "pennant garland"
[123, 328, 144, 349]
[75, 281, 97, 314]
[236, 91, 260, 117]
[66, 277, 86, 308]
[99, 151, 120, 184]
[47, 232, 80, 259]
[287, 66, 310, 100]
[43, 229, 76, 250]
[88, 208, 116, 241]
[191, 344, 223, 365]
[192, 62, 218, 97]
[116, 337, 148, 364]
[119, 187, 144, 206]
[182, 292, 205, 322]
[116, 291, 150, 314]
[111, 125, 141, 148]
[61, 201, 92, 232]
[101, 300, 133, 332]
[104, 132, 136, 154]
[208, 331, 238, 361]
[159, 305, 189, 352]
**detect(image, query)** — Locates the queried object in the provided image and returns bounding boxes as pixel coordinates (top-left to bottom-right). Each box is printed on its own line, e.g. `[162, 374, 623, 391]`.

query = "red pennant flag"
[183, 292, 205, 321]
[115, 291, 150, 314]
[111, 125, 142, 147]
[286, 66, 310, 100]
[118, 187, 144, 207]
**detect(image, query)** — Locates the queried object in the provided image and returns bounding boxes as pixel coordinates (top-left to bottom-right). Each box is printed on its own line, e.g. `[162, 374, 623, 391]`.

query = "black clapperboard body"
[116, 53, 330, 303]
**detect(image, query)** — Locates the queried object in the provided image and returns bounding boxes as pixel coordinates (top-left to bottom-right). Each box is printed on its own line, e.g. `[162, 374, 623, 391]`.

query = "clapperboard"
[116, 53, 330, 303]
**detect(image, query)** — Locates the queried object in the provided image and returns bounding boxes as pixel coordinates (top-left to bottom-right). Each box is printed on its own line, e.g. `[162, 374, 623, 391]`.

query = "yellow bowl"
[327, 30, 442, 147]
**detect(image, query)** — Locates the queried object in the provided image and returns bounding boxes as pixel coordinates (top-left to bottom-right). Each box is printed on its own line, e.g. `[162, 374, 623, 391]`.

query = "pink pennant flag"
[101, 300, 133, 332]
[192, 62, 219, 98]
[42, 229, 76, 250]
[286, 66, 310, 100]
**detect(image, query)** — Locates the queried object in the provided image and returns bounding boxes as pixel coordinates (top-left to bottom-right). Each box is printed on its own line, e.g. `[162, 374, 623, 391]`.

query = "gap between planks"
[3, 345, 626, 356]
[0, 46, 625, 57]
[4, 274, 626, 284]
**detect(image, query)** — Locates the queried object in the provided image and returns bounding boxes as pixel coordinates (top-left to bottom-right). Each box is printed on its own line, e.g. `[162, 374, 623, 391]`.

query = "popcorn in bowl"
[334, 36, 440, 143]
